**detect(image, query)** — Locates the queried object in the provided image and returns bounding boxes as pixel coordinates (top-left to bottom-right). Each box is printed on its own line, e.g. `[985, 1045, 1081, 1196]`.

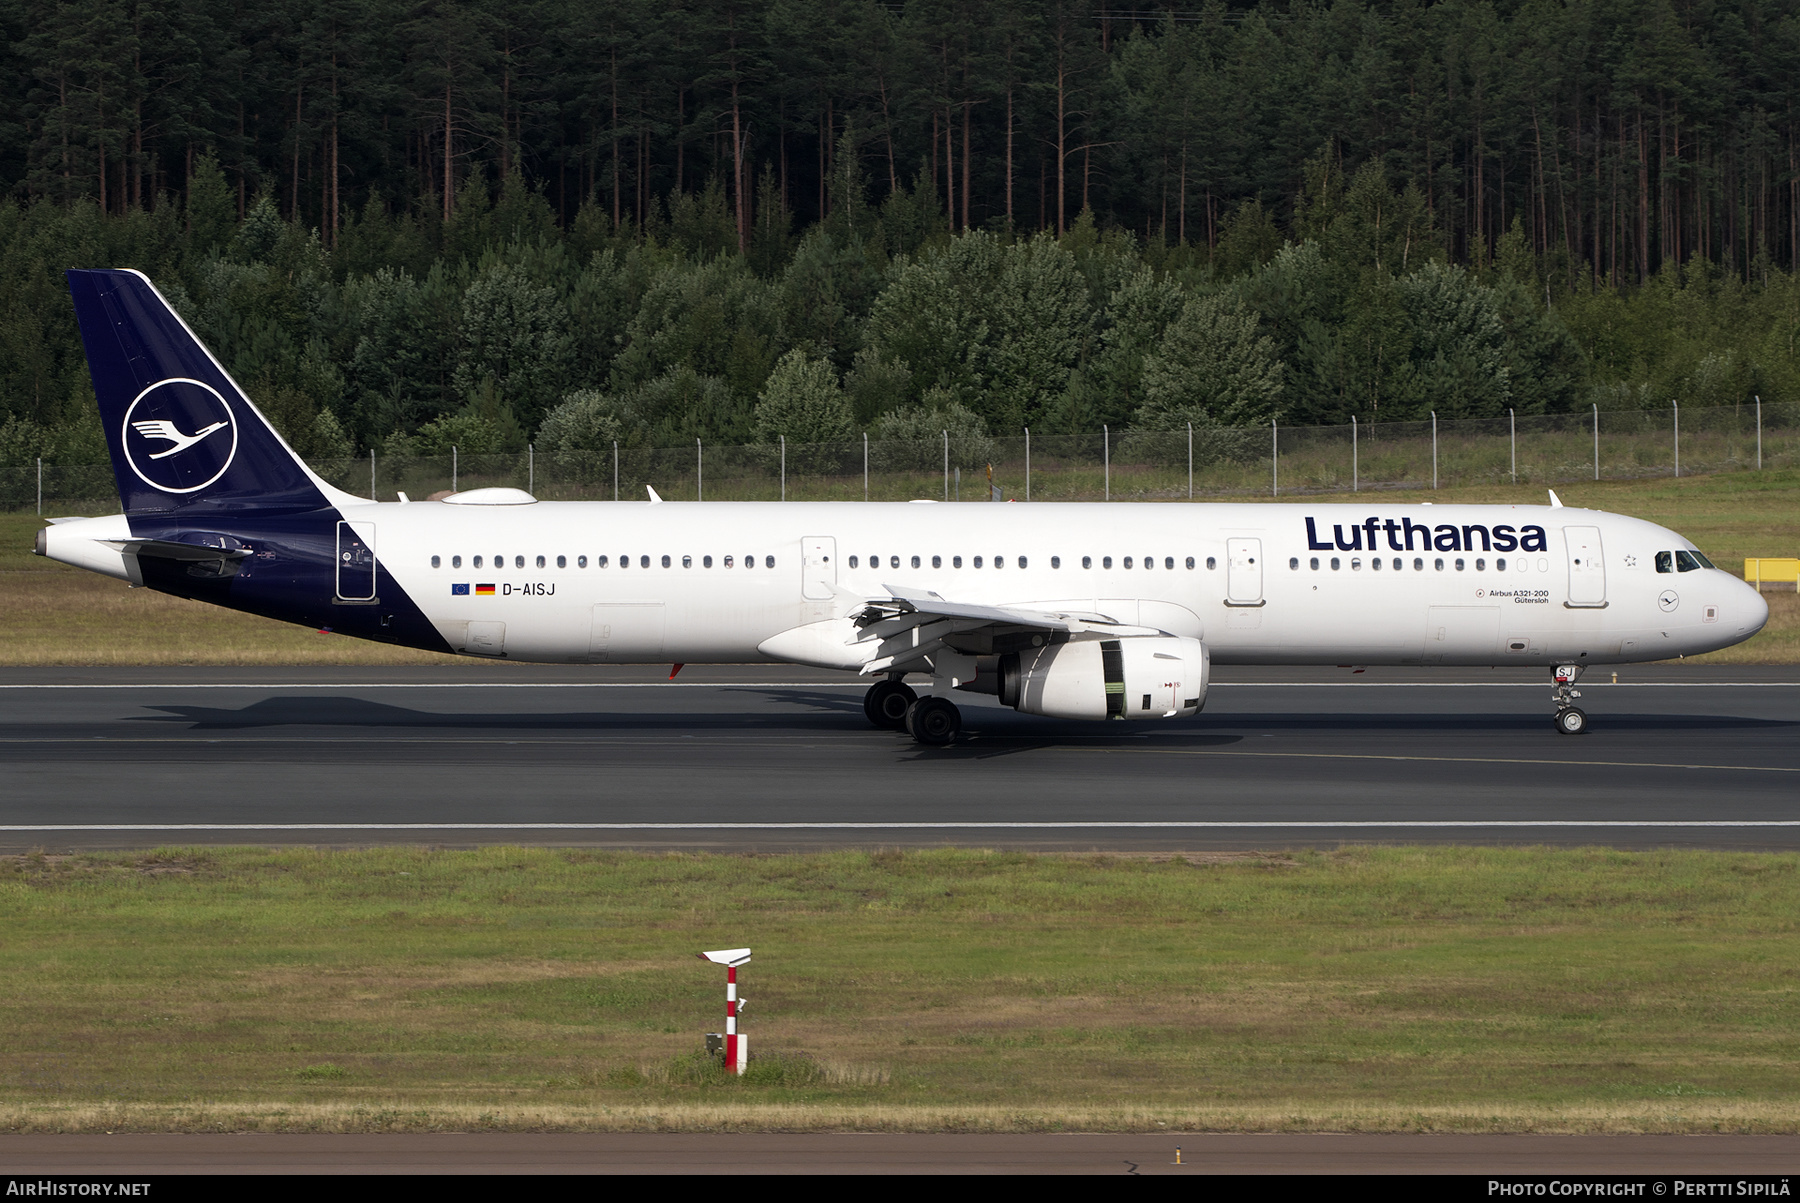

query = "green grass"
[0, 846, 1796, 1132]
[4, 467, 1799, 664]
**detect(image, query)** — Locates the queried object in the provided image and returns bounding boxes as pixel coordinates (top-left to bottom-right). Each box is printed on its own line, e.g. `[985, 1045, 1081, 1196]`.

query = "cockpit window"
[1655, 551, 1674, 574]
[1675, 550, 1710, 572]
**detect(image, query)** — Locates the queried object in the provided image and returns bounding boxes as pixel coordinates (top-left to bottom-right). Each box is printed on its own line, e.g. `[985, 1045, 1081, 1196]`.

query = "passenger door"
[801, 536, 837, 599]
[1564, 525, 1607, 607]
[335, 521, 376, 601]
[1225, 537, 1264, 606]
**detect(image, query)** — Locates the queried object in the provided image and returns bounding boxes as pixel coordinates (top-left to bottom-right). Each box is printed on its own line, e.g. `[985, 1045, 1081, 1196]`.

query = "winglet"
[1548, 489, 1564, 508]
[646, 485, 663, 504]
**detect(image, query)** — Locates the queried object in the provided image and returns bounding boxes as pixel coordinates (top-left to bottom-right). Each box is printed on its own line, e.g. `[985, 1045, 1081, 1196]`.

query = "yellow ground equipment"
[1744, 558, 1800, 591]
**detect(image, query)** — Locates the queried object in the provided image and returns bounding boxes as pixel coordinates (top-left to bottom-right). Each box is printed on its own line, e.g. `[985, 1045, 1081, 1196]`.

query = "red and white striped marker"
[698, 947, 751, 1074]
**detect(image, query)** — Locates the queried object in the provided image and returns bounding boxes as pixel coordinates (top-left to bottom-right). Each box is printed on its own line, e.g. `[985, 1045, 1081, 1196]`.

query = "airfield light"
[697, 947, 751, 1075]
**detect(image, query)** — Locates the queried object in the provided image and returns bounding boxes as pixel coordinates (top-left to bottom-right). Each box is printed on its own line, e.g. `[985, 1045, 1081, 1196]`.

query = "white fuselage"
[299, 498, 1766, 669]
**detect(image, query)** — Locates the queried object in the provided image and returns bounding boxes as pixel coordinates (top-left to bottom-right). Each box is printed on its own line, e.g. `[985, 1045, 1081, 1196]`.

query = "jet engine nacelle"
[997, 636, 1208, 721]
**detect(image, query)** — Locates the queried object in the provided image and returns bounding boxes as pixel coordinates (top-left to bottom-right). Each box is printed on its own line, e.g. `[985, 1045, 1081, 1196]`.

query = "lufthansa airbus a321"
[37, 269, 1769, 743]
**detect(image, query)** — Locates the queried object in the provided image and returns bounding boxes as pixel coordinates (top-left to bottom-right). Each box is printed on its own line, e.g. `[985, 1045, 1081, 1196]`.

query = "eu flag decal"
[451, 583, 469, 596]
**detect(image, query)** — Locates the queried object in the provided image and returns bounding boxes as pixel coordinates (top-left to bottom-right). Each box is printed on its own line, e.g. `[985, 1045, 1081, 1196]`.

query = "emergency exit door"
[801, 536, 837, 599]
[1226, 537, 1264, 606]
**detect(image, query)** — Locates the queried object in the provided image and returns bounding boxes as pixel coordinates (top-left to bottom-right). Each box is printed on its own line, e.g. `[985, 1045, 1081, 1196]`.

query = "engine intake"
[989, 636, 1208, 720]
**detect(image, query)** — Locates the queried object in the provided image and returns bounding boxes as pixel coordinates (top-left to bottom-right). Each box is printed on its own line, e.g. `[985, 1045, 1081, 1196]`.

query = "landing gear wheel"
[864, 679, 916, 730]
[904, 696, 962, 746]
[1555, 707, 1589, 735]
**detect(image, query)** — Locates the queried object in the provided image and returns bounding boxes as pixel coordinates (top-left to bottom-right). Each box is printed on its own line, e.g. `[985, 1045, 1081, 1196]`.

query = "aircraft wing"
[848, 585, 1160, 677]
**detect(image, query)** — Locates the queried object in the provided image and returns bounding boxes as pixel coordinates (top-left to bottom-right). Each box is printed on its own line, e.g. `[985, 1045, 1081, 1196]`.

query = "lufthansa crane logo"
[121, 378, 238, 494]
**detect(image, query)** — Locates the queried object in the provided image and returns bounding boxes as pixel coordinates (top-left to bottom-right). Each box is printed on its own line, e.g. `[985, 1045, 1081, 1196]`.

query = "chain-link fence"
[9, 401, 1797, 513]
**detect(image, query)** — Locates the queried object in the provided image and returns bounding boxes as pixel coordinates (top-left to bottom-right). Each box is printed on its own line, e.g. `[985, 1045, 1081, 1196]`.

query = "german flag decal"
[475, 583, 496, 595]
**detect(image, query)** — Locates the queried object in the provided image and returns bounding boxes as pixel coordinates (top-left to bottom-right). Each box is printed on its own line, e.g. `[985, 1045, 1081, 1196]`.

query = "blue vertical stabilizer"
[66, 268, 337, 517]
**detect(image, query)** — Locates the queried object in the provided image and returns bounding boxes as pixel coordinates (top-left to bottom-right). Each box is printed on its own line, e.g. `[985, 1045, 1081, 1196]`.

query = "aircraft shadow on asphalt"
[123, 694, 1799, 747]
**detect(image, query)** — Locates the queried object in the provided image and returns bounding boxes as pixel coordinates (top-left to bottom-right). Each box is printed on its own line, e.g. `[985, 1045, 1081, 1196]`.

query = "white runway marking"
[0, 681, 1796, 690]
[4, 820, 1799, 832]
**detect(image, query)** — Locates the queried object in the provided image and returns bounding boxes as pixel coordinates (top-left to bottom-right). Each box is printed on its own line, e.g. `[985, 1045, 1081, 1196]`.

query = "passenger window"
[641, 555, 650, 568]
[1455, 558, 1465, 571]
[911, 555, 920, 568]
[974, 556, 984, 568]
[661, 555, 671, 568]
[848, 555, 858, 568]
[473, 555, 483, 568]
[744, 555, 753, 569]
[1290, 557, 1299, 570]
[1165, 557, 1174, 570]
[1142, 556, 1151, 570]
[1372, 557, 1383, 571]
[1352, 558, 1363, 570]
[597, 555, 608, 568]
[557, 555, 567, 568]
[1103, 557, 1113, 569]
[765, 555, 774, 568]
[703, 555, 713, 568]
[1205, 556, 1216, 570]
[1018, 556, 1028, 569]
[1309, 557, 1319, 570]
[578, 556, 588, 568]
[1656, 551, 1673, 573]
[1185, 557, 1195, 569]
[431, 555, 441, 568]
[1495, 557, 1505, 571]
[724, 555, 734, 568]
[1413, 558, 1423, 571]
[932, 555, 942, 568]
[1391, 558, 1400, 571]
[1051, 556, 1060, 569]
[536, 555, 546, 569]
[995, 556, 1004, 569]
[682, 555, 692, 568]
[1675, 550, 1704, 572]
[1123, 557, 1133, 569]
[452, 555, 462, 568]
[1475, 558, 1486, 571]
[1435, 558, 1444, 571]
[889, 555, 899, 569]
[953, 556, 963, 568]
[515, 555, 525, 569]
[1082, 556, 1091, 569]
[1330, 557, 1341, 570]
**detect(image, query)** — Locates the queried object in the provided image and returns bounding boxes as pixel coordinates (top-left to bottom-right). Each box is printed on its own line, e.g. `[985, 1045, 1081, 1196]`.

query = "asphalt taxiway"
[0, 663, 1794, 850]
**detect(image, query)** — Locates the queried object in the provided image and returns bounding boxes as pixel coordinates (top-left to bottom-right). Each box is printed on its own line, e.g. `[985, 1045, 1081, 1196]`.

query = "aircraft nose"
[1737, 575, 1771, 638]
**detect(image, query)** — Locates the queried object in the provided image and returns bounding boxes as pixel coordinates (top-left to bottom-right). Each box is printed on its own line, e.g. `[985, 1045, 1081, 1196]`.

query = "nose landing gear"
[1552, 664, 1588, 735]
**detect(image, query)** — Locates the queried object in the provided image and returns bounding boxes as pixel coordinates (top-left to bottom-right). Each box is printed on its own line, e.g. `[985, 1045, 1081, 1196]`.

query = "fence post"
[1271, 419, 1278, 497]
[1103, 425, 1110, 501]
[1025, 427, 1031, 501]
[1187, 422, 1193, 499]
[452, 445, 458, 493]
[36, 457, 41, 516]
[1756, 395, 1762, 470]
[780, 435, 786, 501]
[1509, 408, 1516, 484]
[528, 444, 534, 495]
[942, 430, 948, 501]
[1352, 416, 1358, 492]
[697, 438, 702, 501]
[371, 449, 376, 499]
[1431, 412, 1438, 490]
[863, 433, 869, 501]
[1673, 400, 1680, 478]
[613, 441, 619, 501]
[1592, 403, 1599, 480]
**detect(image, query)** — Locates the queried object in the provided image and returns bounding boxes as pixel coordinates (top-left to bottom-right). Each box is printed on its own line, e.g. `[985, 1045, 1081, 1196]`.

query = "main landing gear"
[863, 678, 962, 746]
[1552, 664, 1589, 735]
